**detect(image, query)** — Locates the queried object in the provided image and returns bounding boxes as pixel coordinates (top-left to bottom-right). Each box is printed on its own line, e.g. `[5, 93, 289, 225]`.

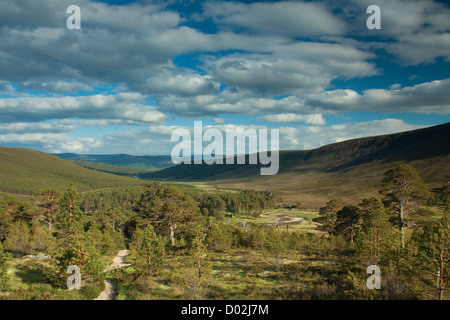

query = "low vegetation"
[1, 163, 449, 300]
[0, 147, 148, 195]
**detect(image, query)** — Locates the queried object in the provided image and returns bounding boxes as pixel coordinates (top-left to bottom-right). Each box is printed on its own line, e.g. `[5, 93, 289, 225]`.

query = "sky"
[0, 0, 449, 155]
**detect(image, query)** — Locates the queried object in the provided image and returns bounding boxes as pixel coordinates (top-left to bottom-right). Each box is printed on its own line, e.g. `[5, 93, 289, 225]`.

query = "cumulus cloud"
[0, 117, 429, 155]
[204, 1, 349, 36]
[156, 77, 450, 118]
[259, 113, 325, 125]
[0, 122, 76, 134]
[0, 0, 448, 156]
[207, 55, 332, 94]
[307, 78, 450, 114]
[156, 93, 319, 117]
[0, 81, 16, 95]
[145, 71, 220, 96]
[0, 92, 168, 123]
[19, 81, 93, 93]
[0, 133, 101, 153]
[346, 0, 450, 65]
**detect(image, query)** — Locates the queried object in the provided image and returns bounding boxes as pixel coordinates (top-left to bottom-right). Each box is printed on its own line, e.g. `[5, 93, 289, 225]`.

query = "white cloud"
[259, 113, 325, 125]
[0, 122, 76, 134]
[0, 93, 168, 123]
[145, 71, 220, 96]
[306, 78, 450, 114]
[0, 133, 101, 153]
[19, 81, 93, 93]
[207, 55, 332, 94]
[0, 81, 16, 94]
[347, 0, 450, 65]
[204, 1, 349, 36]
[157, 93, 319, 117]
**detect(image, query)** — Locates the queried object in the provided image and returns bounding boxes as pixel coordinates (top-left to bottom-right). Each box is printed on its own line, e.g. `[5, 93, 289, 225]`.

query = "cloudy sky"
[0, 0, 449, 155]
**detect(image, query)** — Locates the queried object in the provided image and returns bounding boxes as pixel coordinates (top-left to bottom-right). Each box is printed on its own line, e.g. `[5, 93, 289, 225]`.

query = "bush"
[80, 282, 105, 300]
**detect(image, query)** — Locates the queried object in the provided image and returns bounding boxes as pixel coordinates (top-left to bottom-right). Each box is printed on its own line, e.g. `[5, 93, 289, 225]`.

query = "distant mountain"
[0, 147, 147, 195]
[69, 160, 146, 176]
[142, 122, 450, 208]
[54, 153, 174, 171]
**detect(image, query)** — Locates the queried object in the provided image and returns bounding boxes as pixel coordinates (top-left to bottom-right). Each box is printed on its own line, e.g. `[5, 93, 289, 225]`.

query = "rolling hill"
[69, 160, 145, 176]
[142, 122, 450, 208]
[55, 153, 173, 171]
[0, 147, 148, 195]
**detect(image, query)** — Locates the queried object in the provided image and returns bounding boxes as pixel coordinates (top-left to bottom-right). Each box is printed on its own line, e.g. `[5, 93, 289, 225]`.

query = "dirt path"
[94, 249, 130, 300]
[259, 211, 306, 226]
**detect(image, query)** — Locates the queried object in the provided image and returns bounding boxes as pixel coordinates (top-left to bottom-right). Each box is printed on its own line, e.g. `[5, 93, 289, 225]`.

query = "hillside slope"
[55, 153, 173, 171]
[143, 122, 450, 208]
[0, 147, 147, 195]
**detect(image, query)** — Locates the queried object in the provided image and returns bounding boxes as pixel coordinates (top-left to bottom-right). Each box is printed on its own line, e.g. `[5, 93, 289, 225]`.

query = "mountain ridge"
[141, 122, 450, 208]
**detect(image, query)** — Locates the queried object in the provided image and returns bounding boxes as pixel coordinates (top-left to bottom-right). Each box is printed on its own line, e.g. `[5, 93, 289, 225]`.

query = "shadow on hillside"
[14, 263, 49, 285]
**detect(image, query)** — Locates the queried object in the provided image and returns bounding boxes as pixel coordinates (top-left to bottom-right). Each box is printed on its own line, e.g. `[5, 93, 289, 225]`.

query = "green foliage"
[50, 240, 102, 287]
[30, 222, 55, 254]
[0, 195, 37, 225]
[381, 164, 432, 247]
[0, 146, 147, 195]
[189, 226, 212, 279]
[0, 242, 11, 291]
[313, 198, 346, 234]
[4, 221, 31, 255]
[35, 189, 61, 230]
[133, 182, 203, 246]
[414, 213, 450, 300]
[197, 190, 276, 218]
[335, 205, 362, 242]
[55, 184, 85, 247]
[356, 197, 400, 268]
[136, 224, 166, 273]
[206, 221, 233, 252]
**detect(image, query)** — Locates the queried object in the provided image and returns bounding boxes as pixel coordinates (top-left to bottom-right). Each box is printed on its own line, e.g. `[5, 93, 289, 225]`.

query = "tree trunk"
[148, 247, 152, 270]
[169, 224, 175, 246]
[399, 200, 405, 248]
[438, 247, 445, 300]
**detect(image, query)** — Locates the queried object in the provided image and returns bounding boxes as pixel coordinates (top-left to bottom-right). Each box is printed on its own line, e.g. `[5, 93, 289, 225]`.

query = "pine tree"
[205, 221, 233, 252]
[356, 198, 400, 270]
[381, 164, 431, 248]
[30, 221, 55, 254]
[0, 242, 11, 291]
[55, 183, 85, 247]
[4, 221, 31, 255]
[415, 214, 450, 300]
[35, 188, 62, 231]
[138, 224, 165, 273]
[133, 182, 202, 246]
[190, 226, 212, 279]
[313, 198, 345, 234]
[335, 205, 362, 242]
[52, 239, 102, 287]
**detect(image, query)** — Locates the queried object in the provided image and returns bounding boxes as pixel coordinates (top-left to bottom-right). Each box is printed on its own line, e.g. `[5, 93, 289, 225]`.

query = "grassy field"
[112, 248, 343, 300]
[231, 209, 324, 235]
[1, 256, 105, 300]
[0, 146, 148, 195]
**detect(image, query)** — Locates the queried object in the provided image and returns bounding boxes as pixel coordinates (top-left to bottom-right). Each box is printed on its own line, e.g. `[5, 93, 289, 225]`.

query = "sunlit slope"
[143, 122, 450, 208]
[55, 153, 173, 171]
[0, 147, 147, 195]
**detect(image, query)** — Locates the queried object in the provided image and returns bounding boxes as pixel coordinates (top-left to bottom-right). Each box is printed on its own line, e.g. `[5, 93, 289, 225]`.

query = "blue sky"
[0, 0, 449, 155]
